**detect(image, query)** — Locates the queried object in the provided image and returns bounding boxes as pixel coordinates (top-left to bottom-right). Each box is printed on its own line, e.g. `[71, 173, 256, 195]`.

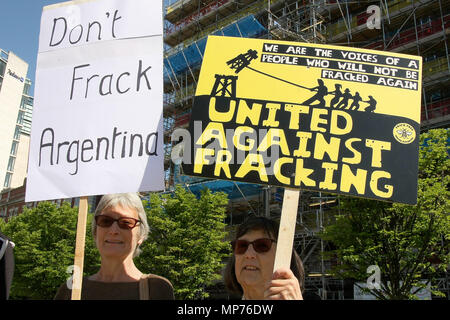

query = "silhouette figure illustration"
[302, 79, 328, 108]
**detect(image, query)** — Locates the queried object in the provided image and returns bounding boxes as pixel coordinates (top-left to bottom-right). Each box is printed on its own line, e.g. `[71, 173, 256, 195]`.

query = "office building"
[0, 49, 33, 191]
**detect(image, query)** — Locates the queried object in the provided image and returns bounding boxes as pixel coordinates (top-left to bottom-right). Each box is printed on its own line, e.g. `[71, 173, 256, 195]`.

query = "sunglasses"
[95, 215, 141, 230]
[231, 238, 276, 255]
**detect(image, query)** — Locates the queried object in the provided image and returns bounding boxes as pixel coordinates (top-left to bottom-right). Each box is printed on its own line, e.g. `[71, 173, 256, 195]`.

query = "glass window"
[0, 59, 6, 76]
[7, 157, 16, 172]
[10, 141, 18, 155]
[21, 96, 33, 109]
[0, 50, 8, 61]
[23, 81, 31, 95]
[14, 126, 21, 140]
[0, 76, 3, 91]
[17, 110, 24, 124]
[4, 172, 12, 188]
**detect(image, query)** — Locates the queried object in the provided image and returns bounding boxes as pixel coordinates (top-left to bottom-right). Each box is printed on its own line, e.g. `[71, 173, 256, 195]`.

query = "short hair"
[223, 216, 305, 297]
[92, 193, 149, 258]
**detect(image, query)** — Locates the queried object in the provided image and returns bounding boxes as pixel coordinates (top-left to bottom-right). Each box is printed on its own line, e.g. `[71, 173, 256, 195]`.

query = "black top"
[54, 274, 174, 300]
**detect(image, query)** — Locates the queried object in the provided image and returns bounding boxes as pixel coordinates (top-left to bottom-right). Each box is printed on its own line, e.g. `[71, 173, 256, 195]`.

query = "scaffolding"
[268, 0, 327, 43]
[162, 0, 450, 299]
[323, 0, 450, 129]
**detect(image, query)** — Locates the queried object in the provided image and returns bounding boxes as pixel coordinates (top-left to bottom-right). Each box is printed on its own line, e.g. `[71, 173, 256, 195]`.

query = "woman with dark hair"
[224, 216, 304, 300]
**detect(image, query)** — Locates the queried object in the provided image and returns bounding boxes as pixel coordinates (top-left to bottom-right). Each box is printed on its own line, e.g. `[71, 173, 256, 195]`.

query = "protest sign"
[180, 36, 422, 272]
[26, 0, 163, 299]
[26, 0, 164, 202]
[182, 36, 422, 205]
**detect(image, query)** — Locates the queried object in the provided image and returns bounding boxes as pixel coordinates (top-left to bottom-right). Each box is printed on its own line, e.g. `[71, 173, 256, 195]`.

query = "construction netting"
[172, 164, 263, 200]
[163, 14, 267, 85]
[187, 180, 262, 200]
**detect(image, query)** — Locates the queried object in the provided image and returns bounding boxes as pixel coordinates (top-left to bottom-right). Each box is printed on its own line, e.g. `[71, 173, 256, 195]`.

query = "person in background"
[224, 216, 305, 300]
[55, 193, 174, 300]
[0, 231, 15, 300]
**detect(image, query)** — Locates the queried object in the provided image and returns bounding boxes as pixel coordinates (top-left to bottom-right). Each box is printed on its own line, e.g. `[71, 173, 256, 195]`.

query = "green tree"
[321, 128, 450, 299]
[0, 202, 100, 299]
[135, 186, 231, 299]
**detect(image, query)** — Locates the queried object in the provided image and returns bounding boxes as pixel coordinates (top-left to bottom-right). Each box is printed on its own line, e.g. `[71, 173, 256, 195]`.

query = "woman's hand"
[263, 267, 303, 300]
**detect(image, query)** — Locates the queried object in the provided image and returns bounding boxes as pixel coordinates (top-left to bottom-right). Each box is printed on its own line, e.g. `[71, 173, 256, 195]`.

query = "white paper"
[26, 0, 164, 202]
[38, 0, 162, 53]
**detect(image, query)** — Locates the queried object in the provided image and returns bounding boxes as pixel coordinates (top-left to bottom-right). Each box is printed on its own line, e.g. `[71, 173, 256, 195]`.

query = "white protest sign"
[26, 0, 164, 202]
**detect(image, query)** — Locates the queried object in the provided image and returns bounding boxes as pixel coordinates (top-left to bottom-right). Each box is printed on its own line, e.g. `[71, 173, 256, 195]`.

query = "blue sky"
[0, 1, 65, 95]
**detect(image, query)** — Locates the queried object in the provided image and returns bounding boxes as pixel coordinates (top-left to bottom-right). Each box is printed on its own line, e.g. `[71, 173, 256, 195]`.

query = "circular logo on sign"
[393, 123, 416, 144]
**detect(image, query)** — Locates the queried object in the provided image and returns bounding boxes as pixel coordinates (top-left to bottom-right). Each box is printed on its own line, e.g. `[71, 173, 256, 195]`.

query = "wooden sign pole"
[273, 189, 300, 272]
[71, 196, 88, 300]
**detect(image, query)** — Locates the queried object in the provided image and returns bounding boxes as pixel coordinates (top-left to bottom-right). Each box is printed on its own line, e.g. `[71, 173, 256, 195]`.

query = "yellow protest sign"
[181, 36, 422, 205]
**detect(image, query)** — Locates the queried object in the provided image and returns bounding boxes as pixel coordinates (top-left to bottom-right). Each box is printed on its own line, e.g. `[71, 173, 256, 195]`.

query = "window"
[4, 172, 12, 188]
[7, 157, 16, 172]
[10, 141, 18, 155]
[21, 96, 33, 109]
[0, 51, 7, 61]
[23, 81, 31, 95]
[0, 59, 6, 76]
[17, 110, 24, 124]
[14, 126, 21, 140]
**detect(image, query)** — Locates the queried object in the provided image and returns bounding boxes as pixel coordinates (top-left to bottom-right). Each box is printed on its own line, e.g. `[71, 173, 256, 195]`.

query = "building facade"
[0, 49, 33, 190]
[0, 183, 99, 222]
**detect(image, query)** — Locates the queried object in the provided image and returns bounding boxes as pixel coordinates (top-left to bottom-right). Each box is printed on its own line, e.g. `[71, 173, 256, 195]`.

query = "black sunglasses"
[95, 215, 141, 230]
[231, 238, 276, 255]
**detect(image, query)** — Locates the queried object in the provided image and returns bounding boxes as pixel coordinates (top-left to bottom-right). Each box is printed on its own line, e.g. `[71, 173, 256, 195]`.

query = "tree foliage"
[135, 186, 231, 299]
[321, 129, 450, 299]
[0, 187, 231, 300]
[0, 202, 100, 299]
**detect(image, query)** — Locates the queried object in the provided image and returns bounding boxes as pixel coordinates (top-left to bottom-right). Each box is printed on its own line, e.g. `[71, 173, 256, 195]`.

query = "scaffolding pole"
[385, 3, 420, 49]
[438, 0, 450, 72]
[181, 49, 197, 86]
